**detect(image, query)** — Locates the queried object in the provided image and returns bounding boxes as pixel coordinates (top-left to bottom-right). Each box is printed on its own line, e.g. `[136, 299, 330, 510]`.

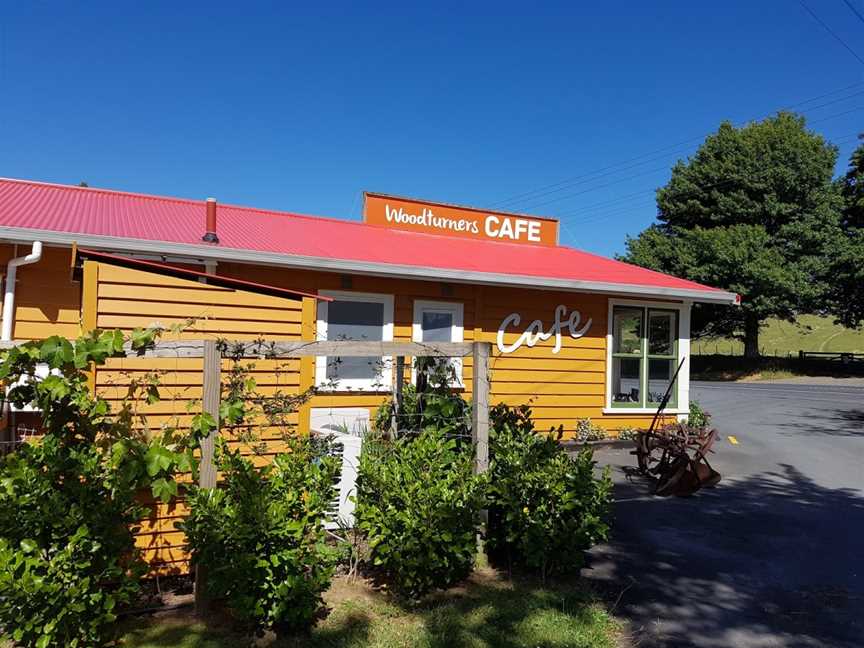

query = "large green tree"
[622, 112, 843, 357]
[826, 134, 864, 327]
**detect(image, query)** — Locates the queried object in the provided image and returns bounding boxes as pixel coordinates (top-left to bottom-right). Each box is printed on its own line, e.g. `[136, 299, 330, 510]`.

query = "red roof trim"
[76, 247, 330, 302]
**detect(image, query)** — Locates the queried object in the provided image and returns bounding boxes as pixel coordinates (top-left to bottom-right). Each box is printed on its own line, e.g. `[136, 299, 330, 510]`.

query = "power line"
[841, 0, 864, 28]
[519, 104, 864, 217]
[798, 0, 864, 66]
[554, 126, 863, 228]
[490, 80, 864, 211]
[512, 89, 864, 214]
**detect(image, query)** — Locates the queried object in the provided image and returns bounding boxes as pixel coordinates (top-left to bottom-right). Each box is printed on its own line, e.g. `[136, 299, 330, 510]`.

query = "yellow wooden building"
[0, 178, 738, 572]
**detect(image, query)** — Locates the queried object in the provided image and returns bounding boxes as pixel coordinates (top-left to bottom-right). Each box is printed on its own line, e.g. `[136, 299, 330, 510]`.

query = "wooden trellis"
[1, 338, 492, 612]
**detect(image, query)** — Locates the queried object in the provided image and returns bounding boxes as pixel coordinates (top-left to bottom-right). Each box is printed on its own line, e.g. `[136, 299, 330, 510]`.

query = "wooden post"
[471, 342, 490, 475]
[471, 342, 490, 564]
[195, 339, 220, 615]
[198, 340, 220, 490]
[392, 356, 404, 439]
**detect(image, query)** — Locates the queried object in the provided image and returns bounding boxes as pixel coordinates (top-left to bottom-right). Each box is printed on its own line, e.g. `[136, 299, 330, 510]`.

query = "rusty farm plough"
[632, 358, 721, 496]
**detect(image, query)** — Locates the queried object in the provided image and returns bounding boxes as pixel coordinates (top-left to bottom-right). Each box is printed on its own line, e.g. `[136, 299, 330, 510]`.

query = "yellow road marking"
[727, 435, 739, 445]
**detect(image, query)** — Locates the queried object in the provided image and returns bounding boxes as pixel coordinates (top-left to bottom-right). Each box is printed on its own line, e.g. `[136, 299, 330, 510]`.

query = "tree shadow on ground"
[120, 573, 615, 648]
[785, 408, 864, 437]
[121, 609, 375, 648]
[583, 462, 864, 648]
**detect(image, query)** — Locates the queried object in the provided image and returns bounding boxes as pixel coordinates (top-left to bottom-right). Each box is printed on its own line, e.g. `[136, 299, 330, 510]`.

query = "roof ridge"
[0, 176, 381, 230]
[0, 176, 208, 208]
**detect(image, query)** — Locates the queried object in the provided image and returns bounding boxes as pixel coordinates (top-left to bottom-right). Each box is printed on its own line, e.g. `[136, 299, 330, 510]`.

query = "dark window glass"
[326, 301, 384, 382]
[647, 358, 674, 403]
[612, 357, 641, 403]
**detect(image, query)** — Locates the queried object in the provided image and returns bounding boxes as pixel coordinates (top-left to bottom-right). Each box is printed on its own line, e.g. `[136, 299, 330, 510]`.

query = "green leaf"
[19, 538, 38, 554]
[151, 477, 178, 503]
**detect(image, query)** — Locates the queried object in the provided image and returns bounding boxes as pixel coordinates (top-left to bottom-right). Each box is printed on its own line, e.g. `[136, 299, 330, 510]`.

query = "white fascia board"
[0, 226, 740, 305]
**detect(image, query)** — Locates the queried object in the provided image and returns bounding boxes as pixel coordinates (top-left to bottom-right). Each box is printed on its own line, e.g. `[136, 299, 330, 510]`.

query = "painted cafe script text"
[497, 305, 592, 354]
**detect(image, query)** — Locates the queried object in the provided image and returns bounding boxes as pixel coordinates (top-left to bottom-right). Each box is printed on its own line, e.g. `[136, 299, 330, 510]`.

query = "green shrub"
[617, 426, 640, 441]
[0, 330, 187, 648]
[354, 428, 485, 599]
[575, 417, 607, 442]
[179, 436, 339, 633]
[487, 404, 613, 581]
[687, 400, 711, 429]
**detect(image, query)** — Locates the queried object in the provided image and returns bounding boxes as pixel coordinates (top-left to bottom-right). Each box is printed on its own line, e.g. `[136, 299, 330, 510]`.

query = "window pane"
[612, 357, 641, 403]
[613, 308, 643, 354]
[326, 301, 384, 382]
[422, 312, 453, 342]
[648, 311, 675, 355]
[647, 358, 675, 404]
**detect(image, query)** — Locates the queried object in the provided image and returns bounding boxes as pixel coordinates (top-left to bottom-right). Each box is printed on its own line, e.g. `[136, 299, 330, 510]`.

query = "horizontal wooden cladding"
[96, 368, 300, 388]
[95, 262, 303, 343]
[138, 545, 190, 567]
[489, 345, 606, 360]
[490, 394, 604, 408]
[135, 529, 186, 549]
[0, 244, 81, 343]
[98, 357, 300, 372]
[487, 367, 604, 382]
[98, 299, 302, 324]
[9, 320, 81, 339]
[308, 394, 390, 408]
[490, 328, 606, 358]
[97, 315, 302, 336]
[490, 382, 605, 396]
[7, 304, 82, 325]
[98, 383, 301, 401]
[98, 282, 302, 310]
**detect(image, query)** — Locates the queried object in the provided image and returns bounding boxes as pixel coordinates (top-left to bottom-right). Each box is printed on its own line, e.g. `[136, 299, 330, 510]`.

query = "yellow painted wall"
[3, 248, 679, 573]
[218, 262, 672, 436]
[90, 261, 306, 575]
[0, 244, 81, 339]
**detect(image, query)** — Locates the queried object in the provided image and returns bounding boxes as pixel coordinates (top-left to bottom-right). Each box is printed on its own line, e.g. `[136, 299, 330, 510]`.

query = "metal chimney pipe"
[202, 197, 219, 243]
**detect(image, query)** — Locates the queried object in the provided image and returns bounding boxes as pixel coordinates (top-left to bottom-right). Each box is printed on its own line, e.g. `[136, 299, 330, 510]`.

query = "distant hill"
[692, 314, 864, 356]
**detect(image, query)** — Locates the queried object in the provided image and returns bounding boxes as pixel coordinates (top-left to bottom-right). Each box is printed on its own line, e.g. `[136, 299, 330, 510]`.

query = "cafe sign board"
[363, 192, 559, 246]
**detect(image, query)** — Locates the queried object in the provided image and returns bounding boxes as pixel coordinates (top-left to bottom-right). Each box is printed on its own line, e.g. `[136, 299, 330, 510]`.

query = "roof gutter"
[0, 226, 740, 306]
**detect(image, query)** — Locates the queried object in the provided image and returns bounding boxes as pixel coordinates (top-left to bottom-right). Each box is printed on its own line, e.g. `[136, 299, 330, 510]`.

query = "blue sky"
[1, 1, 862, 257]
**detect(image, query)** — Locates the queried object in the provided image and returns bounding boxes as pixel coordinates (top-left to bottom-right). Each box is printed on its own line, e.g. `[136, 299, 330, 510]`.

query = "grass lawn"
[691, 314, 864, 356]
[119, 570, 620, 648]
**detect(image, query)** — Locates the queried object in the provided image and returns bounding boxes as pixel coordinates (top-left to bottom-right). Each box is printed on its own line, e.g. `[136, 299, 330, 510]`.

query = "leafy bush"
[354, 428, 485, 599]
[179, 436, 339, 633]
[617, 426, 640, 441]
[686, 400, 711, 429]
[487, 404, 613, 581]
[575, 417, 607, 442]
[0, 330, 187, 648]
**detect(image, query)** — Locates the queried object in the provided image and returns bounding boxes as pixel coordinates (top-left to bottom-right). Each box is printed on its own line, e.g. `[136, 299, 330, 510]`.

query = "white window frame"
[316, 290, 394, 392]
[412, 300, 465, 387]
[603, 298, 691, 418]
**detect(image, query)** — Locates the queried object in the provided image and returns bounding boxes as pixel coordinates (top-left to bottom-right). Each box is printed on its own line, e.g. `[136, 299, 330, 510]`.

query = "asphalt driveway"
[582, 381, 863, 648]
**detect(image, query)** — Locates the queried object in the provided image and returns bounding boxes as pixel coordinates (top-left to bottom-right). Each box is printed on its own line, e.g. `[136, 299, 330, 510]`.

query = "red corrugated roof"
[0, 177, 737, 303]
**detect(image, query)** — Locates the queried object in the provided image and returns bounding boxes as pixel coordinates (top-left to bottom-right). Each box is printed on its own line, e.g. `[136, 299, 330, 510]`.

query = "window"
[610, 305, 679, 408]
[316, 291, 394, 391]
[412, 300, 464, 386]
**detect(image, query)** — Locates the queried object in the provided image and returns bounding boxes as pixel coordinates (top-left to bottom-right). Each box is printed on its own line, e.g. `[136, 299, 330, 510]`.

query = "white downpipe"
[1, 241, 43, 341]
